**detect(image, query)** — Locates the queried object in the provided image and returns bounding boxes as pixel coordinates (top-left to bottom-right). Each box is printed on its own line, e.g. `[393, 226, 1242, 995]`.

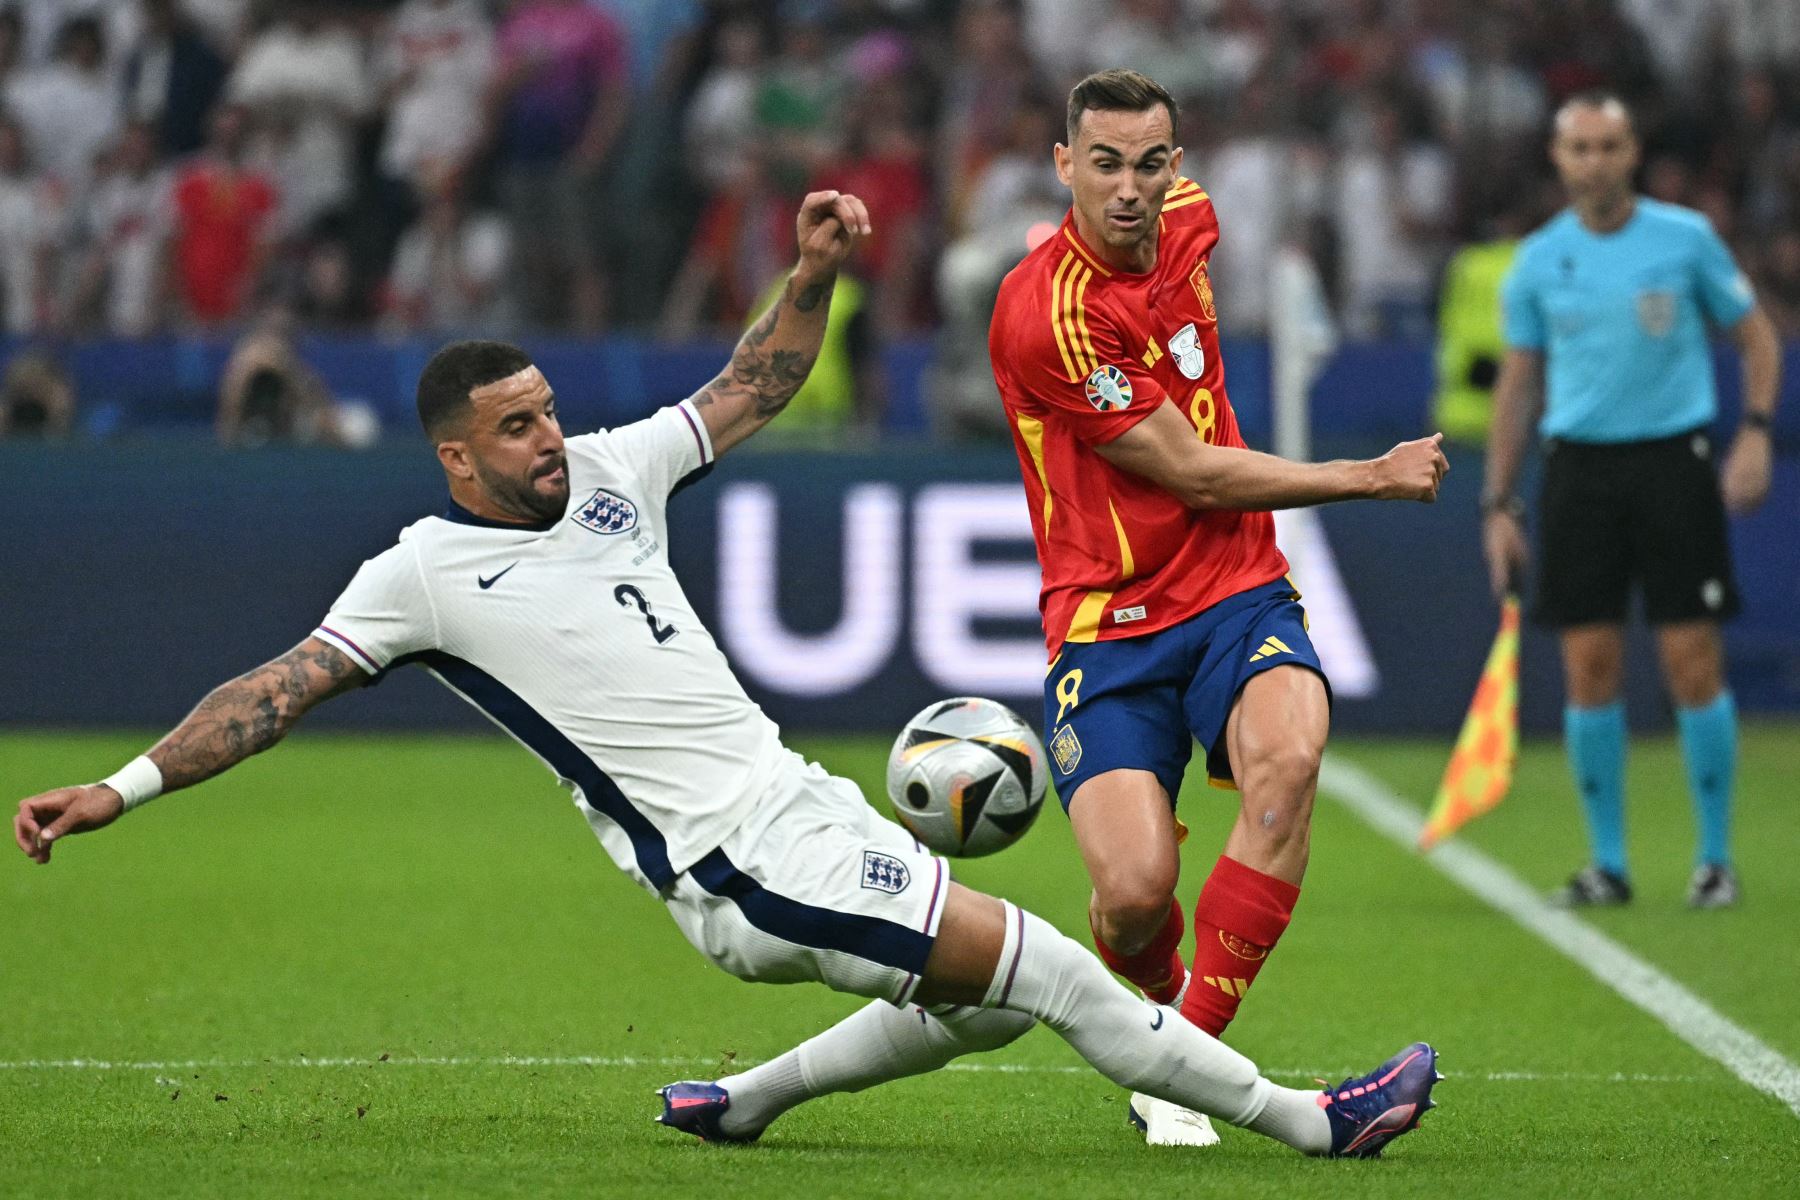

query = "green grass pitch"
[4, 726, 1798, 1198]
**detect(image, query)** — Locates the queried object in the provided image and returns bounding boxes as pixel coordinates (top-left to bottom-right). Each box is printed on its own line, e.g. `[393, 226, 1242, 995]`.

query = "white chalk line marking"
[0, 1054, 1711, 1086]
[1319, 755, 1800, 1119]
[10, 755, 1791, 1111]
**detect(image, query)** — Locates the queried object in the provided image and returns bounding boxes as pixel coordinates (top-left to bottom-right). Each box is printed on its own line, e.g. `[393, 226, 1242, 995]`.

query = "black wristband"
[1743, 411, 1774, 433]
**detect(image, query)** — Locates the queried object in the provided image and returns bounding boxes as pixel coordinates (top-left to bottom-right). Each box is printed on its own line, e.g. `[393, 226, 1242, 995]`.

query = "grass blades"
[3, 727, 1797, 1198]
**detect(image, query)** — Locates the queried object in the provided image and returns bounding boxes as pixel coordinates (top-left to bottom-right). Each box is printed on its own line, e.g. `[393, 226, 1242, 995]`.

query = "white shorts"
[663, 752, 952, 1007]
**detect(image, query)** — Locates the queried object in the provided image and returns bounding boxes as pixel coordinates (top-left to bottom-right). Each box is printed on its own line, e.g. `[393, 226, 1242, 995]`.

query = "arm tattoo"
[147, 640, 361, 792]
[690, 272, 835, 423]
[737, 348, 813, 417]
[743, 300, 779, 348]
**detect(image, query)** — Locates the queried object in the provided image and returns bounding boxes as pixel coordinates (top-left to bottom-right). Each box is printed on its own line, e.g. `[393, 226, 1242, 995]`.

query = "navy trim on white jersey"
[442, 497, 560, 533]
[406, 649, 678, 888]
[687, 847, 936, 976]
[669, 461, 715, 498]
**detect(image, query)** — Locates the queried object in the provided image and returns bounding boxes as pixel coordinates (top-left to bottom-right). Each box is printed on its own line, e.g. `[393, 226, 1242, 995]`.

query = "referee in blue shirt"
[1482, 91, 1782, 910]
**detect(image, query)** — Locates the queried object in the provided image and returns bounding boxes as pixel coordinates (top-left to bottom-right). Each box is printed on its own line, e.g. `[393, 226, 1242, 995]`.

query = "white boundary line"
[0, 1054, 1709, 1086]
[1319, 756, 1800, 1119]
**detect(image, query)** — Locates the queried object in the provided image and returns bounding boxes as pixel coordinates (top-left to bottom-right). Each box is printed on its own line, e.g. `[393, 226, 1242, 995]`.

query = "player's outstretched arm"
[689, 190, 871, 457]
[12, 637, 364, 864]
[1095, 402, 1447, 511]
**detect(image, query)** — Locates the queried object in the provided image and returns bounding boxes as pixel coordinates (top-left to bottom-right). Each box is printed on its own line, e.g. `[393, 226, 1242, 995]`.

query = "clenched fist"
[794, 190, 871, 280]
[1370, 433, 1450, 502]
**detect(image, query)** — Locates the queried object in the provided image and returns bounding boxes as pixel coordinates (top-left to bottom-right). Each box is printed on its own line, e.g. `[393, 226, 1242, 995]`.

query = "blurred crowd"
[0, 0, 1795, 357]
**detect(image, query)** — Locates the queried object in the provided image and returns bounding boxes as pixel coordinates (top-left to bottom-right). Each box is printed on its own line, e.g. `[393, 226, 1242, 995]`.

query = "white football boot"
[1127, 976, 1219, 1147]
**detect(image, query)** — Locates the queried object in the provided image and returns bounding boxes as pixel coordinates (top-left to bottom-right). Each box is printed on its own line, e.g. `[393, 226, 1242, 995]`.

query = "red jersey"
[173, 163, 276, 322]
[989, 180, 1289, 659]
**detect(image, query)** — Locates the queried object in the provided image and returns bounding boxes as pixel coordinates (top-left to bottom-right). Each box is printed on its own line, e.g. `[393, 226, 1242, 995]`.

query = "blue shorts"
[1041, 578, 1329, 812]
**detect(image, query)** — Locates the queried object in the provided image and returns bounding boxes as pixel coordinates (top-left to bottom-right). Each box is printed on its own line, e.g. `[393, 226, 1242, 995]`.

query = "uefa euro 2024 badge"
[1085, 364, 1133, 412]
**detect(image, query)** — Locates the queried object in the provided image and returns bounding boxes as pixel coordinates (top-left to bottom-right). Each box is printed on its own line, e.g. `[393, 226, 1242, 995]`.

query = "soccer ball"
[885, 697, 1049, 857]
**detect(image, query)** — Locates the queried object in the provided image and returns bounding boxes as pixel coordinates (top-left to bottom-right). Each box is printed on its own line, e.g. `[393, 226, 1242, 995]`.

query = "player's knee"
[1660, 648, 1723, 707]
[934, 1005, 1036, 1054]
[1088, 844, 1177, 915]
[1667, 672, 1723, 709]
[1563, 641, 1624, 703]
[1233, 746, 1315, 853]
[1567, 660, 1622, 704]
[1239, 740, 1320, 806]
[1091, 885, 1177, 953]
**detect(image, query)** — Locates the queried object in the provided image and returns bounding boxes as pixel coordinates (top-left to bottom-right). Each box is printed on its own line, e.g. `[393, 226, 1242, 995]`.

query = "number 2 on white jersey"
[614, 584, 678, 644]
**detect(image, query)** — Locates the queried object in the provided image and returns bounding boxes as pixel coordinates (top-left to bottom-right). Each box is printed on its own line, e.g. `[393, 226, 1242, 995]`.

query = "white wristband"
[99, 756, 163, 812]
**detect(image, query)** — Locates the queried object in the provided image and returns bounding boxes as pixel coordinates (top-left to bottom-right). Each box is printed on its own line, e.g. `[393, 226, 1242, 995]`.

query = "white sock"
[989, 902, 1331, 1153]
[718, 1000, 1034, 1138]
[1245, 1084, 1333, 1152]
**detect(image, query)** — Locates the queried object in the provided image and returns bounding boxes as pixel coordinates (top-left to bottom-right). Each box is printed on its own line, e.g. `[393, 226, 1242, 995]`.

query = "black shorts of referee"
[1534, 425, 1741, 627]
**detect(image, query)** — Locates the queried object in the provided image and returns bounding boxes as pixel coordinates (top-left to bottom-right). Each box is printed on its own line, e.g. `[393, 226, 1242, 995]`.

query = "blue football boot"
[655, 1081, 758, 1144]
[1320, 1042, 1441, 1158]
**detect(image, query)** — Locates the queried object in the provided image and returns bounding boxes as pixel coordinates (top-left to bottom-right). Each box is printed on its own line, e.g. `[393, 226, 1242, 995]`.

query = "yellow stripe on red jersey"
[988, 202, 1290, 660]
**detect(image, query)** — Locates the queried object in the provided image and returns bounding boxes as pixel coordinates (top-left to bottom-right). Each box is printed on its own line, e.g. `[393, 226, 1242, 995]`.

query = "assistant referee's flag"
[1420, 596, 1521, 850]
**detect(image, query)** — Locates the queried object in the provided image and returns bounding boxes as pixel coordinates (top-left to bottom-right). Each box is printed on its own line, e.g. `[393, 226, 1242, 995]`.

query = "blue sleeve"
[1692, 220, 1754, 328]
[1500, 253, 1545, 351]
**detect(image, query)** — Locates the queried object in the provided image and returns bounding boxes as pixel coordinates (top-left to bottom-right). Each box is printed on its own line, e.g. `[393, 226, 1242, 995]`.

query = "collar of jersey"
[442, 497, 560, 533]
[1062, 211, 1155, 279]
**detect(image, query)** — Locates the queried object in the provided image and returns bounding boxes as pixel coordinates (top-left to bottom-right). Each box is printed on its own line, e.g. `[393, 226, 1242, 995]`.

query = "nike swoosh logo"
[478, 562, 520, 590]
[1150, 1009, 1165, 1031]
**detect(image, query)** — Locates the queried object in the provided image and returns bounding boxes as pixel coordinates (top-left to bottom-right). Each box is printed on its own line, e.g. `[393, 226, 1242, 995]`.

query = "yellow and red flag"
[1420, 596, 1521, 850]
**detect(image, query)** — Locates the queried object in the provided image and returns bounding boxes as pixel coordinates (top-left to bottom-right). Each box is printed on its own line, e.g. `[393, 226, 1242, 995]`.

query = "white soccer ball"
[885, 697, 1049, 857]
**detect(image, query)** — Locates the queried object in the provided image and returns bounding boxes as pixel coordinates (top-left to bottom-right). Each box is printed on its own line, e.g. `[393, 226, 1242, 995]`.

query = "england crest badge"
[571, 488, 638, 535]
[861, 851, 911, 894]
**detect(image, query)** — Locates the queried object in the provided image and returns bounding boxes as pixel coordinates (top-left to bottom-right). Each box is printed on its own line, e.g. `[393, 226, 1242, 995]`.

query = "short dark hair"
[1066, 69, 1179, 146]
[416, 340, 534, 441]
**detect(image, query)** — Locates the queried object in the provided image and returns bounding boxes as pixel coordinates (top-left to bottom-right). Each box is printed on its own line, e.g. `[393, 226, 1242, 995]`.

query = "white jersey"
[315, 401, 786, 892]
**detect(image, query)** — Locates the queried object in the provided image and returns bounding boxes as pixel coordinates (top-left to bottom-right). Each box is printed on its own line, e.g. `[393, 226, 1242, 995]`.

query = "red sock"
[1180, 855, 1301, 1038]
[1090, 898, 1188, 1004]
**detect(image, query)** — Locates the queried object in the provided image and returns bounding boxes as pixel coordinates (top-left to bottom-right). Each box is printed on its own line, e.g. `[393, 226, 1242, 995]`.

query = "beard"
[477, 451, 569, 523]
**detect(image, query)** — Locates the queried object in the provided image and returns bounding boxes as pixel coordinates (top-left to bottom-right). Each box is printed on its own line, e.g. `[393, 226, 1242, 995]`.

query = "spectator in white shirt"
[1088, 0, 1222, 107]
[386, 162, 514, 334]
[17, 0, 135, 71]
[227, 3, 372, 236]
[1335, 94, 1453, 339]
[0, 115, 67, 334]
[1619, 0, 1718, 96]
[1201, 78, 1327, 335]
[1723, 0, 1800, 70]
[683, 14, 764, 191]
[376, 0, 494, 190]
[1422, 15, 1546, 149]
[4, 15, 121, 190]
[74, 120, 173, 336]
